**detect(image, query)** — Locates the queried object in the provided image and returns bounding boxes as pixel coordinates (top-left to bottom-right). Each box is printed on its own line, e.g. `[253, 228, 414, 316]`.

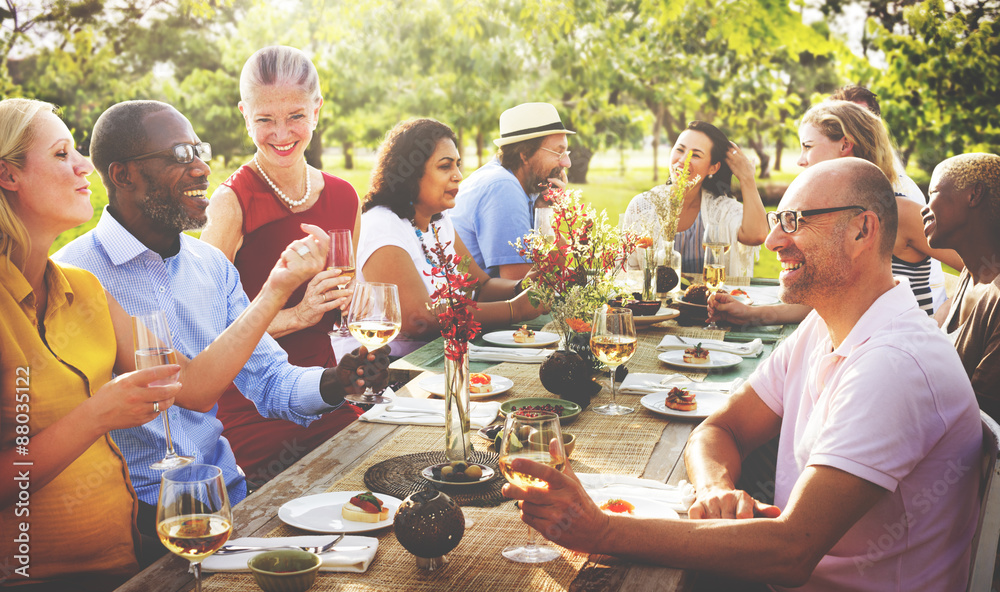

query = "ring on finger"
[153, 401, 160, 414]
[296, 244, 311, 257]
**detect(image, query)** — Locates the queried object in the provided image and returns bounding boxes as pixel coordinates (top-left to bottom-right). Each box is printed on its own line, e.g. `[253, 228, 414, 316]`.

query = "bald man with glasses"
[502, 159, 981, 590]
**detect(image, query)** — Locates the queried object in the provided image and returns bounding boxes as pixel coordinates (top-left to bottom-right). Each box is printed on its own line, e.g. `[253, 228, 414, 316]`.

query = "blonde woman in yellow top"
[0, 99, 326, 590]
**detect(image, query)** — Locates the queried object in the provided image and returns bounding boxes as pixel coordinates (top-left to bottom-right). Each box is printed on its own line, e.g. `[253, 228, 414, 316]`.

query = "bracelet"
[507, 300, 514, 323]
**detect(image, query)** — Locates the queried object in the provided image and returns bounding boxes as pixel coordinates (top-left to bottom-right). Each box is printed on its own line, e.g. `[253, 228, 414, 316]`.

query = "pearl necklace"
[254, 154, 311, 208]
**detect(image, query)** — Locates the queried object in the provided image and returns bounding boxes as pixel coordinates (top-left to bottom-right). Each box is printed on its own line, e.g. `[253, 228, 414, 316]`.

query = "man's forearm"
[684, 423, 746, 494]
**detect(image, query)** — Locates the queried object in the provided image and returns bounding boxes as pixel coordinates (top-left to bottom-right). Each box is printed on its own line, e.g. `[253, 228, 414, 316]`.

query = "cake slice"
[470, 373, 493, 393]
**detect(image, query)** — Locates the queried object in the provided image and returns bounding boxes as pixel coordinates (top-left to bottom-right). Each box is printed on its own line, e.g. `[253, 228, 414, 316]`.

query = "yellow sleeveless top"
[0, 257, 139, 586]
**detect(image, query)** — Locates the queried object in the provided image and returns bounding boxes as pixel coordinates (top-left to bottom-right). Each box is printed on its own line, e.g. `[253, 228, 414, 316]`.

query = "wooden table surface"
[116, 312, 785, 592]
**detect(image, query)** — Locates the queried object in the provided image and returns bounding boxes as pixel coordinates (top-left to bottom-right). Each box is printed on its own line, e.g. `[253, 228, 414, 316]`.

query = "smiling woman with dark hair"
[332, 118, 543, 359]
[621, 121, 769, 277]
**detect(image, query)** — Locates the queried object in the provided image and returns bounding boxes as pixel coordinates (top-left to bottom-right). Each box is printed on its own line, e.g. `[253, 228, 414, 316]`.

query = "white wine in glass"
[498, 410, 567, 563]
[703, 221, 730, 330]
[132, 311, 194, 470]
[591, 307, 637, 416]
[328, 229, 356, 337]
[346, 282, 401, 405]
[157, 464, 232, 592]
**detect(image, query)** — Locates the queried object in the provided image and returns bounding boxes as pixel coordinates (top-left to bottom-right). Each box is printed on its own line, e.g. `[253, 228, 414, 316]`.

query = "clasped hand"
[336, 345, 391, 393]
[688, 485, 781, 520]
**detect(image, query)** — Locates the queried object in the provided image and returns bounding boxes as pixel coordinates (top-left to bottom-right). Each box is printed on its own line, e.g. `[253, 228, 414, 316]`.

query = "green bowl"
[247, 550, 321, 592]
[500, 397, 582, 424]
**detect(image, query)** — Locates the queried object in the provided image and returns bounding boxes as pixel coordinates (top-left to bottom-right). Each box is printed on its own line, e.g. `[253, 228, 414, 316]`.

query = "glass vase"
[444, 350, 471, 462]
[640, 247, 657, 302]
[656, 237, 683, 299]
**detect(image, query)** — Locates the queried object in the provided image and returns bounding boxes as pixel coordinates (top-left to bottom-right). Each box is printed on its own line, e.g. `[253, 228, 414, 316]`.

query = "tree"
[859, 0, 1000, 167]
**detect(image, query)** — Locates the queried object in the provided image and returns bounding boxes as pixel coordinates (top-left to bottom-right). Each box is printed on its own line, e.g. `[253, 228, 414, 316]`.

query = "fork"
[215, 535, 348, 556]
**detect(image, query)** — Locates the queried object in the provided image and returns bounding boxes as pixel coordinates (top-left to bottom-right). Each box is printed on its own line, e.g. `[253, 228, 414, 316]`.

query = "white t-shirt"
[750, 280, 981, 591]
[332, 206, 457, 359]
[894, 171, 948, 311]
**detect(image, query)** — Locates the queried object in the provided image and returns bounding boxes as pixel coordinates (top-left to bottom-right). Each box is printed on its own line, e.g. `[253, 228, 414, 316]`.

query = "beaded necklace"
[412, 221, 436, 266]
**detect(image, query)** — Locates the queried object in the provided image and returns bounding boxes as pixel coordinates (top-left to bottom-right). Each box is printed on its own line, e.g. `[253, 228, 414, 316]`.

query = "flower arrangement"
[646, 152, 700, 242]
[424, 227, 481, 361]
[513, 187, 638, 342]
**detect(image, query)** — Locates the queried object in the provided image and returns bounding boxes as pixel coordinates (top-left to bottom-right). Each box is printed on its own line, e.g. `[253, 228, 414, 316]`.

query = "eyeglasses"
[123, 142, 212, 164]
[767, 206, 868, 234]
[539, 147, 571, 160]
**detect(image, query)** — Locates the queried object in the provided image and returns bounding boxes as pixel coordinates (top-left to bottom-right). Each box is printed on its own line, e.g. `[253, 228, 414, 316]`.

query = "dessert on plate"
[513, 325, 535, 343]
[683, 343, 710, 365]
[664, 387, 698, 412]
[470, 373, 493, 393]
[341, 491, 388, 522]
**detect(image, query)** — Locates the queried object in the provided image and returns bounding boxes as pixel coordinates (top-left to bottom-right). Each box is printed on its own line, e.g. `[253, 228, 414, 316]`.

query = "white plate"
[482, 330, 559, 348]
[657, 349, 743, 370]
[632, 307, 680, 326]
[741, 286, 781, 306]
[640, 390, 730, 420]
[588, 492, 680, 519]
[418, 374, 513, 400]
[278, 491, 402, 533]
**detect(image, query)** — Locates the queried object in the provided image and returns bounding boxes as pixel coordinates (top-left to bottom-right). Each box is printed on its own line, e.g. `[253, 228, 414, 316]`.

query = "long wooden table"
[117, 309, 787, 592]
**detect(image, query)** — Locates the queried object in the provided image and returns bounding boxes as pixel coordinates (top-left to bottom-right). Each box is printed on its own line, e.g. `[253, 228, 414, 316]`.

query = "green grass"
[53, 155, 781, 278]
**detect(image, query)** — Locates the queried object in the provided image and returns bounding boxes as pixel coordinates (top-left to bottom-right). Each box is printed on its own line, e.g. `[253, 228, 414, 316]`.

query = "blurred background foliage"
[2, 0, 997, 181]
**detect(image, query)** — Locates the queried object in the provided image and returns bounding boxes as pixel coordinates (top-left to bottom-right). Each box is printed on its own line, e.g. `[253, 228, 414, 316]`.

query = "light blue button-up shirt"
[54, 208, 332, 505]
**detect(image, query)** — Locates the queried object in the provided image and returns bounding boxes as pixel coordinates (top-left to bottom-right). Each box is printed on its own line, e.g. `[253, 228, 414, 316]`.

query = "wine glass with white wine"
[132, 311, 194, 469]
[702, 221, 730, 330]
[157, 464, 232, 592]
[328, 229, 356, 337]
[590, 307, 637, 416]
[498, 410, 567, 563]
[345, 282, 401, 405]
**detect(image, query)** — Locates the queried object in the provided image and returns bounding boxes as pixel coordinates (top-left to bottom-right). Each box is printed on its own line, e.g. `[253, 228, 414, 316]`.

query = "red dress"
[215, 165, 362, 483]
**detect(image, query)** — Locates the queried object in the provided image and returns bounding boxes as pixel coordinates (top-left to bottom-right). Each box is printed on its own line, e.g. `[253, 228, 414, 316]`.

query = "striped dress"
[892, 255, 934, 314]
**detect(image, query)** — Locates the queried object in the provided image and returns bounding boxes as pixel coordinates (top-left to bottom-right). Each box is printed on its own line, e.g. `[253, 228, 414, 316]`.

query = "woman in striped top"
[621, 121, 769, 278]
[797, 101, 964, 314]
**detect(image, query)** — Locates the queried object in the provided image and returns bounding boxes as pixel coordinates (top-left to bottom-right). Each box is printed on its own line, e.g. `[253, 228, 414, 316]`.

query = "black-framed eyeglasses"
[123, 142, 212, 164]
[767, 206, 868, 234]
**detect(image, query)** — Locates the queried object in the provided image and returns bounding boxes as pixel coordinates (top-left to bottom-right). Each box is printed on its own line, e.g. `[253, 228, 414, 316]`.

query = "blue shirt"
[53, 208, 331, 505]
[451, 159, 534, 277]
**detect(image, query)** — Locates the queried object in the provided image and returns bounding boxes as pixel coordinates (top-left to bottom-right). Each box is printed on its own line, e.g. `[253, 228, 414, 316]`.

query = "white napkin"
[359, 397, 501, 429]
[469, 344, 553, 364]
[578, 473, 696, 513]
[201, 535, 378, 573]
[618, 373, 743, 396]
[656, 336, 763, 357]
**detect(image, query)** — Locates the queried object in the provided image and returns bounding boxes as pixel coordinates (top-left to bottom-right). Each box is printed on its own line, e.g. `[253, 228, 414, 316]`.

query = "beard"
[525, 163, 564, 193]
[779, 236, 852, 306]
[136, 169, 205, 233]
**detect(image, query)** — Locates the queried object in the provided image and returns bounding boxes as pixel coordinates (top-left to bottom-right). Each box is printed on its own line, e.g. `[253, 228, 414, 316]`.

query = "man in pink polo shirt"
[502, 158, 981, 590]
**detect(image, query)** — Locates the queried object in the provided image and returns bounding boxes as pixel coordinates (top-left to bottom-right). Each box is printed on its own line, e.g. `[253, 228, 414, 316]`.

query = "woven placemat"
[363, 450, 505, 507]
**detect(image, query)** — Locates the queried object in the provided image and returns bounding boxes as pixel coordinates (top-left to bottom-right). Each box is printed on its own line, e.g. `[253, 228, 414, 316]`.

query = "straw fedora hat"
[493, 102, 576, 147]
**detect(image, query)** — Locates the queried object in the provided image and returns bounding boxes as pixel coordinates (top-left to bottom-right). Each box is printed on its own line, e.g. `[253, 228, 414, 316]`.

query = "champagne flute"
[345, 282, 401, 405]
[590, 307, 637, 416]
[703, 221, 730, 330]
[133, 311, 194, 470]
[498, 410, 567, 563]
[157, 464, 232, 592]
[328, 229, 356, 337]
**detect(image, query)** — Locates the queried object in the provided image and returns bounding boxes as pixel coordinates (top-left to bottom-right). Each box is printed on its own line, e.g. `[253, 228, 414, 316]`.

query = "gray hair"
[239, 46, 321, 105]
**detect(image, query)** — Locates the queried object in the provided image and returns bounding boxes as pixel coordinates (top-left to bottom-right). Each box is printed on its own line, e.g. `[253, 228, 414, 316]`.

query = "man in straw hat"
[452, 102, 574, 279]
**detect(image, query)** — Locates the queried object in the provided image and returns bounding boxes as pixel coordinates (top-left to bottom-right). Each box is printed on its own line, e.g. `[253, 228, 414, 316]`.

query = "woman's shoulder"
[362, 205, 405, 224]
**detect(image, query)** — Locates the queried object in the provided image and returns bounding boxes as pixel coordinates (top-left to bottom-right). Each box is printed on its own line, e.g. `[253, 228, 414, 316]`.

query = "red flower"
[424, 228, 481, 361]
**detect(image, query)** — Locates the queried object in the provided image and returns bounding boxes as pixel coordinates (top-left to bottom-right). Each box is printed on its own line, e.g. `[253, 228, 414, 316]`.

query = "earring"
[708, 174, 713, 179]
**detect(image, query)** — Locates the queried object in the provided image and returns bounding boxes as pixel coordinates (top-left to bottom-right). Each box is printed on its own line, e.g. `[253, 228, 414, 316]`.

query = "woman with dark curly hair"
[333, 118, 542, 358]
